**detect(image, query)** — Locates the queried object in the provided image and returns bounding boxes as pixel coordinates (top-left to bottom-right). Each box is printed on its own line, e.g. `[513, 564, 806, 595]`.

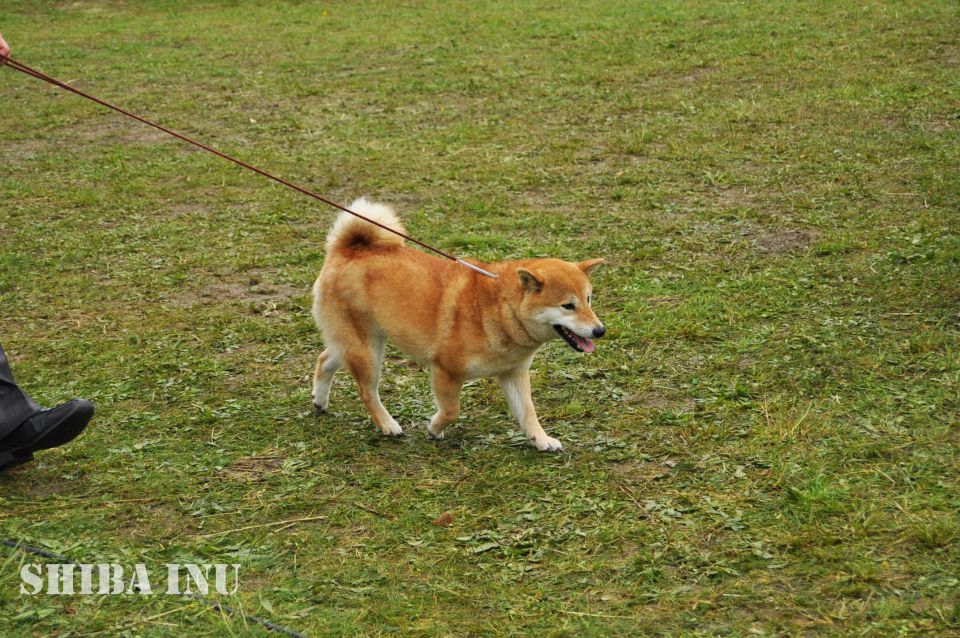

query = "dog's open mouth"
[554, 325, 595, 353]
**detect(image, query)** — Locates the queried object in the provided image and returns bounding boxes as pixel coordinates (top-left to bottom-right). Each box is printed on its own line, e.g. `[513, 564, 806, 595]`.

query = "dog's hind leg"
[345, 333, 403, 437]
[427, 366, 463, 440]
[312, 348, 341, 411]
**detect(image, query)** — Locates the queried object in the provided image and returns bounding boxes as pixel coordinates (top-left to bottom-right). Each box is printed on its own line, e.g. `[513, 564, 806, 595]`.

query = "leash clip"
[455, 258, 498, 279]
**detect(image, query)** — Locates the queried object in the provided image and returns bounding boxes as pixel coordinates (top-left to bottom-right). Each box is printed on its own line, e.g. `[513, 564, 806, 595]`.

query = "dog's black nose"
[592, 325, 606, 338]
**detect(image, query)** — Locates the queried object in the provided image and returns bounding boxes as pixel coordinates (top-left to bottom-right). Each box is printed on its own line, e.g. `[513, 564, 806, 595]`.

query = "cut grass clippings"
[1, 1, 958, 636]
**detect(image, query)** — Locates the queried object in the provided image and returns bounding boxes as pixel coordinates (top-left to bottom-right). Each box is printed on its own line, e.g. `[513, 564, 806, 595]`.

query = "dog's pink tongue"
[575, 335, 596, 353]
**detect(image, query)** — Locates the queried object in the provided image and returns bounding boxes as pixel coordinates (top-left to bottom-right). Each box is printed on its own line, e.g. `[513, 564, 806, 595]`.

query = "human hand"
[0, 32, 9, 64]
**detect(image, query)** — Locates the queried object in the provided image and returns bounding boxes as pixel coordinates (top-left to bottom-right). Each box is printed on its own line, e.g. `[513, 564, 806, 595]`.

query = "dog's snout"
[592, 325, 606, 339]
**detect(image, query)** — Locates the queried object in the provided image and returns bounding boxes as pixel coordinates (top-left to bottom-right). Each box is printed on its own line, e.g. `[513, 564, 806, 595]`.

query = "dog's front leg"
[497, 368, 562, 452]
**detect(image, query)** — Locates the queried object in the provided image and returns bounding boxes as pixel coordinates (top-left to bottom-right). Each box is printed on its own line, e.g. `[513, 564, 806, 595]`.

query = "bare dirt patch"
[715, 185, 765, 211]
[678, 66, 715, 85]
[2, 472, 81, 499]
[6, 138, 51, 161]
[221, 449, 285, 482]
[77, 114, 172, 146]
[626, 392, 695, 413]
[196, 281, 300, 304]
[169, 270, 303, 308]
[162, 202, 212, 220]
[755, 228, 818, 255]
[609, 459, 672, 482]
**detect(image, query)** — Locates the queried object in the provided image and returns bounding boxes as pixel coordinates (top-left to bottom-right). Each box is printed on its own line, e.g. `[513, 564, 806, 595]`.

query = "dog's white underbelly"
[461, 350, 536, 381]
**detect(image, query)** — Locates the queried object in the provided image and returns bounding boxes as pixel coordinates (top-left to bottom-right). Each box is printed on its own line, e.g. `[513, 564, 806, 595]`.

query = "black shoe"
[3, 399, 94, 454]
[0, 450, 34, 472]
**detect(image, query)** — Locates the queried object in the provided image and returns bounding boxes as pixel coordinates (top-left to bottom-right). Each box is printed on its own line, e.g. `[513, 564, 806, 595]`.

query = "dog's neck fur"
[475, 261, 547, 351]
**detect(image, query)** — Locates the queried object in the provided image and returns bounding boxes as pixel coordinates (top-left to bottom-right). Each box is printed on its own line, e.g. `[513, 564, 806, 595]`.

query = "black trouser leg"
[0, 343, 40, 442]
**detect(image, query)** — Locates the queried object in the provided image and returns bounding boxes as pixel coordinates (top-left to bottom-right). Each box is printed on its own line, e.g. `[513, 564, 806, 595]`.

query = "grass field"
[1, 1, 958, 635]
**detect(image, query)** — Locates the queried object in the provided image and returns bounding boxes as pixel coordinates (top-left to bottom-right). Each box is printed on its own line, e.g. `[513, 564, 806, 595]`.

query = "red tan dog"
[311, 198, 605, 451]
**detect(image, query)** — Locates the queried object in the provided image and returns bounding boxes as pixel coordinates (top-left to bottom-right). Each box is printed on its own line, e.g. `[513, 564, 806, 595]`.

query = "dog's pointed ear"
[577, 258, 605, 276]
[517, 268, 544, 294]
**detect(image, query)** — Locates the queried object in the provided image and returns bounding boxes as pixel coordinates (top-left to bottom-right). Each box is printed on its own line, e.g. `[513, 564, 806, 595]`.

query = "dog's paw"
[426, 423, 446, 440]
[531, 435, 563, 452]
[381, 419, 404, 437]
[312, 390, 328, 412]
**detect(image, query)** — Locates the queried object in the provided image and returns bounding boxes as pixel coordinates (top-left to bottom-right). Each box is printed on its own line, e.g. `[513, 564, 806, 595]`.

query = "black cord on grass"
[1, 539, 70, 562]
[1, 539, 309, 638]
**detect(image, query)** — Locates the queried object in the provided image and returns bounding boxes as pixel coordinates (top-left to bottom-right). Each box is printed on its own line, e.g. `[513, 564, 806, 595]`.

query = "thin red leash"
[3, 57, 497, 279]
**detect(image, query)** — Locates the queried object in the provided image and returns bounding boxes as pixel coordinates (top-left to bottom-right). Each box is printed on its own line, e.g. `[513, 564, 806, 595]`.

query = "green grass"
[1, 0, 958, 635]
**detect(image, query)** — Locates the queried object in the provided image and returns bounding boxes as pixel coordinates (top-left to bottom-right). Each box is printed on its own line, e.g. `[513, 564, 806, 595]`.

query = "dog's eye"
[562, 303, 576, 310]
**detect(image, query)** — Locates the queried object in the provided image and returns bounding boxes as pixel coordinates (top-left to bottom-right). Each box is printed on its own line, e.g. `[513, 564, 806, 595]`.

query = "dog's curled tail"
[326, 197, 406, 253]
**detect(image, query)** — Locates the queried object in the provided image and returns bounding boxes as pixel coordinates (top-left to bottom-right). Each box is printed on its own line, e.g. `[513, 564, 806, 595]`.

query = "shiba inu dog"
[311, 198, 605, 452]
